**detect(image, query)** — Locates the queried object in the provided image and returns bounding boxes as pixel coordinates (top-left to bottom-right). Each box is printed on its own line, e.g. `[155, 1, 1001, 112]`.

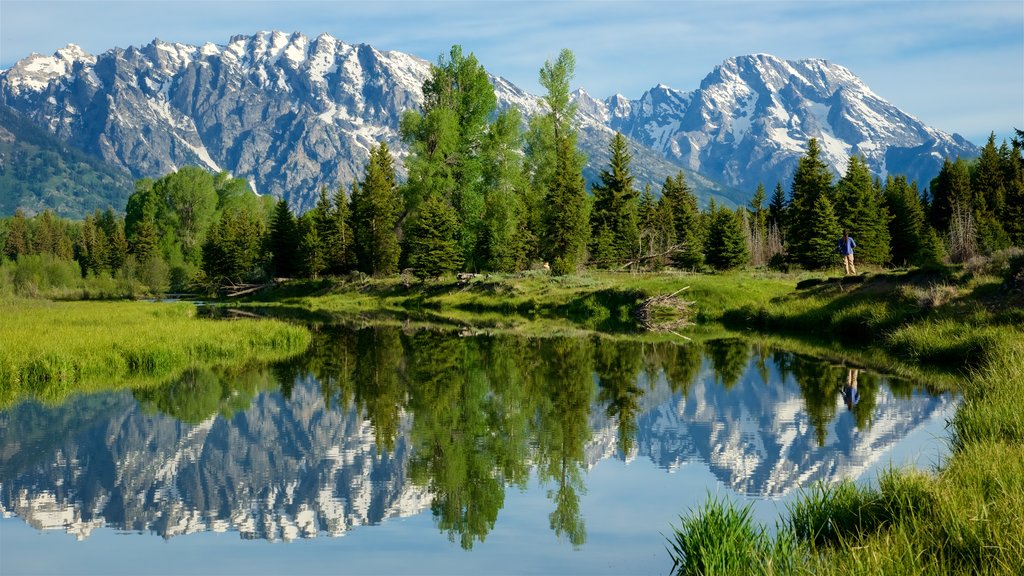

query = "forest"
[1, 47, 1022, 297]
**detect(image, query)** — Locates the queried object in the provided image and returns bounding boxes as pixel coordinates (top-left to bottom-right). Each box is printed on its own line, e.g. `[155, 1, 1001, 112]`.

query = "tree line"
[2, 44, 1022, 293]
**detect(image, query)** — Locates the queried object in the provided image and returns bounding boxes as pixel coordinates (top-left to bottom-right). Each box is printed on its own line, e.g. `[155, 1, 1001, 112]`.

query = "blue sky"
[1, 1, 1021, 145]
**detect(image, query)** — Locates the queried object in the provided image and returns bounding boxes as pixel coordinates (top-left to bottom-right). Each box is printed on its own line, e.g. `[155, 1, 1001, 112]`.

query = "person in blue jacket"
[838, 230, 857, 275]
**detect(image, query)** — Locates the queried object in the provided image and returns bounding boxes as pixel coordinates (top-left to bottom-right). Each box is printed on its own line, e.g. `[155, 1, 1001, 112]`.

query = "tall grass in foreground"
[669, 269, 1024, 575]
[0, 298, 310, 407]
[666, 495, 799, 576]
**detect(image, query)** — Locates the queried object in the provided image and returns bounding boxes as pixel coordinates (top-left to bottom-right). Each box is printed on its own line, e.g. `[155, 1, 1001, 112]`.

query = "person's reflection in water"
[842, 367, 860, 410]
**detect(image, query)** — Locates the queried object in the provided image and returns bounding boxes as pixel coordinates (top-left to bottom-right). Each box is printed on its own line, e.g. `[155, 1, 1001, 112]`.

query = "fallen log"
[634, 285, 695, 332]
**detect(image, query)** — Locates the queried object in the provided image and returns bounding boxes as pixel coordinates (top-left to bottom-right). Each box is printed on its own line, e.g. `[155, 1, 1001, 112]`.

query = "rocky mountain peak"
[0, 35, 977, 214]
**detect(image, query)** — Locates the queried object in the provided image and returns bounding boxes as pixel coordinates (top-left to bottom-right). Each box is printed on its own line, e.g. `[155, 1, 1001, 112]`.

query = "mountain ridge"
[0, 33, 978, 215]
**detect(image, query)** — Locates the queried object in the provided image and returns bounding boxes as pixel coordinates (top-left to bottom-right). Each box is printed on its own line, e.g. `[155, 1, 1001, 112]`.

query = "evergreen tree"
[76, 211, 109, 276]
[768, 181, 788, 231]
[589, 132, 639, 265]
[928, 157, 972, 233]
[788, 139, 835, 267]
[1002, 131, 1024, 246]
[749, 183, 768, 236]
[352, 142, 403, 275]
[267, 199, 299, 278]
[98, 207, 128, 272]
[544, 137, 590, 275]
[883, 175, 926, 267]
[526, 49, 588, 275]
[330, 184, 356, 273]
[705, 206, 749, 270]
[298, 213, 326, 279]
[747, 184, 769, 266]
[406, 193, 463, 280]
[202, 207, 266, 284]
[971, 133, 1011, 252]
[835, 156, 891, 265]
[660, 171, 703, 269]
[3, 209, 31, 261]
[805, 194, 842, 269]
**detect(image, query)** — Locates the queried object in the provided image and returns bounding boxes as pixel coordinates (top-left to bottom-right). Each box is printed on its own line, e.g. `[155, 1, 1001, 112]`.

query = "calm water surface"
[0, 325, 958, 575]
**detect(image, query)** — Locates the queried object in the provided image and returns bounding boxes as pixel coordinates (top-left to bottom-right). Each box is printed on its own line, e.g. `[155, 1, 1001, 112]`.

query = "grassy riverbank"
[0, 298, 311, 408]
[669, 266, 1024, 575]
[243, 269, 803, 337]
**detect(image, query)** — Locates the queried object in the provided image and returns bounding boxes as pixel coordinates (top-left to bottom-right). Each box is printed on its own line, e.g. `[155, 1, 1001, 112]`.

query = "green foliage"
[805, 195, 842, 269]
[787, 139, 836, 267]
[0, 299, 310, 406]
[0, 104, 134, 219]
[153, 166, 219, 265]
[836, 156, 891, 265]
[883, 175, 927, 266]
[589, 132, 640, 265]
[202, 206, 267, 284]
[402, 45, 498, 269]
[544, 138, 590, 276]
[667, 495, 798, 576]
[527, 49, 589, 275]
[267, 199, 299, 277]
[661, 172, 705, 269]
[352, 142, 403, 275]
[480, 108, 532, 271]
[406, 193, 463, 280]
[705, 207, 749, 270]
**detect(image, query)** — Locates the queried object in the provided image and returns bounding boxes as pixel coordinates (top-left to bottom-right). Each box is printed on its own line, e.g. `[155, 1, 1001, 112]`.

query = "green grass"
[243, 269, 801, 338]
[667, 266, 1024, 575]
[666, 494, 800, 576]
[0, 298, 311, 407]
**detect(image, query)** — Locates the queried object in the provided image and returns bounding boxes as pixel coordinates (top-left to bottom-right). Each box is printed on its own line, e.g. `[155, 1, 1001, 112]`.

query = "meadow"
[0, 298, 311, 408]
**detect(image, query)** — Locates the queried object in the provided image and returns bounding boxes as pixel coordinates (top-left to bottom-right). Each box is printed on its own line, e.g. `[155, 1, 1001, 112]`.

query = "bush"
[0, 254, 82, 297]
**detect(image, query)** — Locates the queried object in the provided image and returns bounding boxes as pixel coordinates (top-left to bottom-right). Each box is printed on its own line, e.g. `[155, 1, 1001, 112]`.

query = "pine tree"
[971, 133, 1011, 252]
[406, 193, 463, 279]
[330, 184, 355, 273]
[268, 199, 299, 278]
[835, 156, 890, 265]
[928, 157, 972, 233]
[310, 185, 338, 275]
[202, 207, 266, 284]
[660, 171, 703, 269]
[589, 132, 639, 266]
[1002, 131, 1024, 246]
[3, 209, 31, 261]
[352, 142, 403, 276]
[806, 195, 842, 269]
[99, 207, 128, 272]
[544, 137, 589, 276]
[705, 206, 749, 270]
[292, 214, 322, 279]
[526, 49, 588, 275]
[883, 175, 926, 267]
[747, 184, 769, 266]
[788, 139, 835, 267]
[76, 211, 110, 276]
[769, 181, 788, 231]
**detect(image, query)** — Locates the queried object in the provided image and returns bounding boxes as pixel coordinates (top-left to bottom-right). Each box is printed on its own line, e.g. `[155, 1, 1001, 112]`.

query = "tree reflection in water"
[3, 324, 951, 548]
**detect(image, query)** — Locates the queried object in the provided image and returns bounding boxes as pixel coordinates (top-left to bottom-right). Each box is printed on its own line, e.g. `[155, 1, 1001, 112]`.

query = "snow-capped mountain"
[599, 54, 978, 191]
[0, 35, 977, 213]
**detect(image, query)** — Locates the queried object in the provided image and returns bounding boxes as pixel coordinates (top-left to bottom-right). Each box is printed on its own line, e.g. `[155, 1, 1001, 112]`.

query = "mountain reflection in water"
[0, 326, 956, 551]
